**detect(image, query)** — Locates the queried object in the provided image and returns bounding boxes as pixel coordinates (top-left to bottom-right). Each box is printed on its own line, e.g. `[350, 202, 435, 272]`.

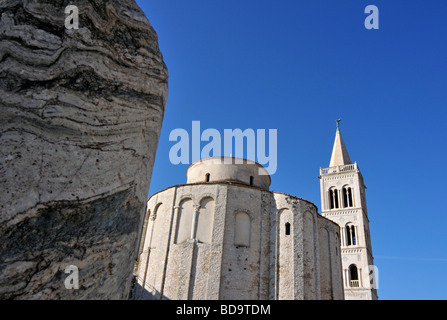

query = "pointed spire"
[329, 119, 352, 167]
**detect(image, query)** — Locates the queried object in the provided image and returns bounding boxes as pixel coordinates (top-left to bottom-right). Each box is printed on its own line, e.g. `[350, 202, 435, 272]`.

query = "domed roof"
[186, 157, 271, 190]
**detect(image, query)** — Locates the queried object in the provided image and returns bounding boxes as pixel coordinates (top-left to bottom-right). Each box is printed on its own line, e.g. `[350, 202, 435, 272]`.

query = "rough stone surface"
[0, 0, 168, 299]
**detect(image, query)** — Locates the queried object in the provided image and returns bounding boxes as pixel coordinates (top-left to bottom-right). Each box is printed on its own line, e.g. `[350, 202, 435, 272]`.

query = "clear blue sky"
[136, 0, 447, 300]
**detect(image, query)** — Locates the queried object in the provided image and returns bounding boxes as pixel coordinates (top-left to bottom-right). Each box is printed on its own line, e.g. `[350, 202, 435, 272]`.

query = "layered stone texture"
[0, 0, 168, 299]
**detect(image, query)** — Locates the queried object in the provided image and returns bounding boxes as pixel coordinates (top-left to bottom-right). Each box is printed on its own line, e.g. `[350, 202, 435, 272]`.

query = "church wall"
[137, 187, 176, 299]
[163, 184, 226, 300]
[219, 185, 264, 299]
[353, 173, 364, 211]
[270, 193, 327, 300]
[317, 216, 344, 300]
[258, 191, 272, 299]
[318, 223, 332, 299]
[303, 210, 318, 299]
[276, 208, 294, 299]
[135, 182, 344, 300]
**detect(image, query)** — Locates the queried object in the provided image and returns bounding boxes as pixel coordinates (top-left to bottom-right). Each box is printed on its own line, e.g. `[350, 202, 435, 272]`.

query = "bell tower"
[319, 120, 378, 300]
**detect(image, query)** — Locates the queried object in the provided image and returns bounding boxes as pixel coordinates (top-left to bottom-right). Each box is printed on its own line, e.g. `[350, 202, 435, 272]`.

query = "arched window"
[285, 222, 291, 235]
[342, 186, 353, 208]
[346, 224, 356, 246]
[234, 212, 250, 247]
[175, 199, 193, 244]
[342, 187, 348, 207]
[205, 173, 210, 182]
[196, 197, 214, 244]
[349, 265, 359, 287]
[249, 176, 254, 186]
[329, 189, 334, 209]
[149, 203, 163, 250]
[329, 188, 339, 209]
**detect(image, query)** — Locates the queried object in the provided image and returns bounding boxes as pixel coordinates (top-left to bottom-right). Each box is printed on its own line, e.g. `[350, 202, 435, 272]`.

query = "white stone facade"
[319, 128, 378, 300]
[133, 157, 344, 300]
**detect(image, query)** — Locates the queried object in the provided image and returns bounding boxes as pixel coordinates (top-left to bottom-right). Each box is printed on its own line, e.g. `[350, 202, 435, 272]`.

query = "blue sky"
[136, 0, 447, 300]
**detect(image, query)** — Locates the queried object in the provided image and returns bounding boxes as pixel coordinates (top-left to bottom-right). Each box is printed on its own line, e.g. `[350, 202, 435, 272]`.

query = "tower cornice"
[319, 162, 359, 177]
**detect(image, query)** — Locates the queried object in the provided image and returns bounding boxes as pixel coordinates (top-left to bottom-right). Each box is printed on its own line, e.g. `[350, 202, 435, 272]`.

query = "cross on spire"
[329, 119, 351, 167]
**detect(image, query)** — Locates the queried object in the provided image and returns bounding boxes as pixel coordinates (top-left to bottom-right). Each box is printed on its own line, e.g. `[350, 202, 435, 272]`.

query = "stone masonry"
[133, 157, 344, 300]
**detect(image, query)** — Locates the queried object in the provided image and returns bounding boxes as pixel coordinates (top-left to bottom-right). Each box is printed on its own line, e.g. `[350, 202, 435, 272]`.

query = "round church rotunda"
[133, 157, 344, 300]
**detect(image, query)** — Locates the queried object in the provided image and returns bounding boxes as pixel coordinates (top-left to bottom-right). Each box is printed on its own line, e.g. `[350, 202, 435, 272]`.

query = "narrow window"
[343, 186, 354, 207]
[329, 188, 339, 209]
[249, 176, 254, 186]
[329, 190, 334, 209]
[350, 265, 358, 280]
[346, 226, 352, 246]
[205, 173, 210, 182]
[334, 189, 339, 208]
[346, 224, 356, 246]
[349, 265, 359, 287]
[343, 187, 348, 208]
[347, 187, 353, 207]
[285, 222, 291, 235]
[330, 188, 339, 209]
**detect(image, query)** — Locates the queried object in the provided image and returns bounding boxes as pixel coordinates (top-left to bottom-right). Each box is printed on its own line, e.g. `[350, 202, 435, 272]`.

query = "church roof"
[329, 124, 352, 167]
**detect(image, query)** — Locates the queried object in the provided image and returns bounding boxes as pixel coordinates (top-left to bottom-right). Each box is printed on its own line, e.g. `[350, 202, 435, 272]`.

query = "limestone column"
[140, 212, 158, 297]
[190, 205, 200, 240]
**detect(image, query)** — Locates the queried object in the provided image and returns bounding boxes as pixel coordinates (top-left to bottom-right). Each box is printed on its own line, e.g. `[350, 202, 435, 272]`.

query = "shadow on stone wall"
[129, 277, 170, 300]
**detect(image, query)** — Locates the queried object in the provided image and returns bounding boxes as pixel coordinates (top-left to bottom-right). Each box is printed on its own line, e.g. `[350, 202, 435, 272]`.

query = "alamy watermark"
[169, 121, 277, 175]
[65, 5, 79, 30]
[64, 265, 79, 290]
[364, 5, 379, 30]
[63, 4, 379, 32]
[366, 265, 379, 290]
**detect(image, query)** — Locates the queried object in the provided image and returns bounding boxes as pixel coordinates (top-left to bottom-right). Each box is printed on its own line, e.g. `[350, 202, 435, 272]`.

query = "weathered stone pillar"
[190, 205, 200, 240]
[0, 0, 168, 299]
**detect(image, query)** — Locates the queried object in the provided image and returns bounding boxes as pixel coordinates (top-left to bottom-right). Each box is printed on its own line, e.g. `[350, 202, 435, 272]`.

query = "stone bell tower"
[318, 120, 378, 300]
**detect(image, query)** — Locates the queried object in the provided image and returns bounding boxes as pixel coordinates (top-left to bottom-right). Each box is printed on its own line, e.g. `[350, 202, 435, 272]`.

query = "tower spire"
[329, 119, 351, 167]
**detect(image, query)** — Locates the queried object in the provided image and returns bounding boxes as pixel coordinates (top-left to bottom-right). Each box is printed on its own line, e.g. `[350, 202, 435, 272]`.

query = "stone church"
[319, 123, 378, 300]
[132, 125, 377, 300]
